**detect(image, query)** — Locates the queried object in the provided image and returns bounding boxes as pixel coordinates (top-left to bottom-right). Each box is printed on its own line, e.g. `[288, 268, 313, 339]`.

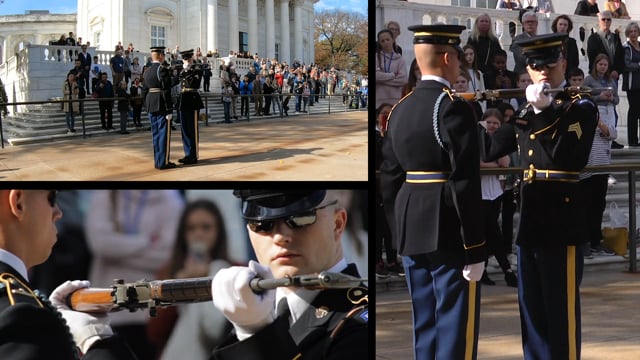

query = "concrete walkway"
[0, 110, 367, 180]
[377, 260, 640, 359]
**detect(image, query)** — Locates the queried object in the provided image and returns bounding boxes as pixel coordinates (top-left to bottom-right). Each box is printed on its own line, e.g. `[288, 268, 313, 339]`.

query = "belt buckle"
[526, 165, 536, 184]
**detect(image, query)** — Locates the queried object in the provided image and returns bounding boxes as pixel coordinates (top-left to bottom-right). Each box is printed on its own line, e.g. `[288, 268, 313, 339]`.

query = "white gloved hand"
[212, 260, 276, 340]
[166, 113, 173, 121]
[462, 262, 485, 282]
[526, 83, 552, 113]
[49, 280, 113, 354]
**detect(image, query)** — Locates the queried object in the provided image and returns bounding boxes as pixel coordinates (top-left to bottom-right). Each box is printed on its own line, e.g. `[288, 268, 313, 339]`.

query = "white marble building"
[77, 0, 318, 64]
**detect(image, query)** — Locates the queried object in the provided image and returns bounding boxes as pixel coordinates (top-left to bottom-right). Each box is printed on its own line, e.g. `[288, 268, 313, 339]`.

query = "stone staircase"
[1, 92, 364, 146]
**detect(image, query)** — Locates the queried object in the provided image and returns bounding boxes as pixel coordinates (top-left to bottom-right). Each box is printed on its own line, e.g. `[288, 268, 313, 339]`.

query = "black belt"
[406, 171, 449, 183]
[522, 166, 580, 183]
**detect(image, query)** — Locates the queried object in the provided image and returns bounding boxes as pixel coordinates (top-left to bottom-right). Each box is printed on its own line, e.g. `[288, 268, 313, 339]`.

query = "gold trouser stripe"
[291, 354, 302, 360]
[165, 115, 171, 164]
[194, 110, 199, 159]
[567, 246, 577, 360]
[465, 281, 477, 360]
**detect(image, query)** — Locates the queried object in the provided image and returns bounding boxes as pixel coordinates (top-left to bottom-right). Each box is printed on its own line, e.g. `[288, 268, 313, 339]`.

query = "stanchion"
[629, 170, 637, 273]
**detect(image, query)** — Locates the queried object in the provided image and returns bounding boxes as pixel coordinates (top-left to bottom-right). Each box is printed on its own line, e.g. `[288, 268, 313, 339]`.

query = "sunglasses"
[247, 200, 338, 233]
[601, 18, 612, 22]
[47, 190, 58, 207]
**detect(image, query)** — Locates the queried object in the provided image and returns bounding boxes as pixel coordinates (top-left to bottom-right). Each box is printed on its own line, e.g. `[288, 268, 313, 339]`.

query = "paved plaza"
[0, 111, 366, 180]
[377, 261, 640, 360]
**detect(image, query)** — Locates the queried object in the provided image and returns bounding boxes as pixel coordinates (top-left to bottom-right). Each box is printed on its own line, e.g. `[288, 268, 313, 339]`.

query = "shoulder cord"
[433, 91, 448, 150]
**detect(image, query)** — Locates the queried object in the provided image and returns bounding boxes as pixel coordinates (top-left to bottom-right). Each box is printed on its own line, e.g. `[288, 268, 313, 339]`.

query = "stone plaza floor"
[0, 110, 367, 180]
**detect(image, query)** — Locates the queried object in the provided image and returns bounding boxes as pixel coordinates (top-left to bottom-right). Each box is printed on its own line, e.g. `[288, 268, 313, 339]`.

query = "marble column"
[266, 0, 275, 59]
[293, 0, 303, 63]
[207, 0, 218, 53]
[280, 0, 290, 63]
[229, 0, 239, 54]
[248, 0, 258, 56]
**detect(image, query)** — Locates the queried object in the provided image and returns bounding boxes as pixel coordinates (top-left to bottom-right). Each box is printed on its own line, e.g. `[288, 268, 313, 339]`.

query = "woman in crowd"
[465, 13, 503, 73]
[154, 200, 233, 360]
[62, 72, 79, 133]
[623, 22, 640, 147]
[375, 29, 407, 108]
[605, 0, 630, 19]
[462, 44, 487, 111]
[401, 58, 421, 98]
[552, 14, 580, 80]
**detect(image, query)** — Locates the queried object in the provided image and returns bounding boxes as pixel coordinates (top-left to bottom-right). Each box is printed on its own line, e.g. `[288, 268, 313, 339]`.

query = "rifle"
[67, 272, 366, 316]
[452, 86, 613, 102]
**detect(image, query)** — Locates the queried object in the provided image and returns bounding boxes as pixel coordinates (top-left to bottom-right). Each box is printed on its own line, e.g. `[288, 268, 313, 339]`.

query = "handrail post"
[204, 96, 209, 126]
[629, 170, 637, 272]
[81, 99, 87, 139]
[0, 111, 4, 149]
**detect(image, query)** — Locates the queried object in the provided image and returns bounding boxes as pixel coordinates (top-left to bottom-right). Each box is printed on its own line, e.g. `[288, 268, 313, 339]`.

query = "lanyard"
[122, 190, 148, 234]
[383, 52, 394, 73]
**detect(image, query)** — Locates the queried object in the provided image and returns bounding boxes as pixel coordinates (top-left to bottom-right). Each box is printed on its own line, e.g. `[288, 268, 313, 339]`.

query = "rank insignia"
[315, 306, 329, 319]
[519, 108, 528, 118]
[567, 122, 582, 139]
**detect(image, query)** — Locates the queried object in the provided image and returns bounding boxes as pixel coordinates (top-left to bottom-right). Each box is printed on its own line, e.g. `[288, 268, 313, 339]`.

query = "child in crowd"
[483, 49, 516, 109]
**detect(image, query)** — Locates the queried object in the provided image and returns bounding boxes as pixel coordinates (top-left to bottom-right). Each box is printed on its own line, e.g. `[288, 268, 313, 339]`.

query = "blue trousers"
[518, 245, 583, 360]
[180, 109, 198, 159]
[149, 112, 172, 169]
[403, 252, 480, 360]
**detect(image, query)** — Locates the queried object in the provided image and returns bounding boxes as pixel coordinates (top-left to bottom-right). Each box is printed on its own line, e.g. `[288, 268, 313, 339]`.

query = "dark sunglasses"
[247, 200, 338, 233]
[47, 190, 58, 207]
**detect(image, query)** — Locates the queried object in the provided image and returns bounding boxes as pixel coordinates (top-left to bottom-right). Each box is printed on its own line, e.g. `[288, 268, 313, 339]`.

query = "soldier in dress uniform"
[210, 190, 368, 360]
[380, 24, 487, 360]
[177, 49, 204, 165]
[0, 190, 136, 359]
[142, 46, 179, 170]
[486, 33, 598, 359]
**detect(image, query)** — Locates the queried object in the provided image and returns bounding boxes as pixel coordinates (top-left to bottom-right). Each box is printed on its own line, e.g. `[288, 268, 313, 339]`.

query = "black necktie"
[276, 298, 291, 325]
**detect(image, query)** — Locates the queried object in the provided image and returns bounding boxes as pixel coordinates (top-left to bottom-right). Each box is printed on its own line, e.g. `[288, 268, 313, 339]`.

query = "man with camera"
[93, 72, 114, 131]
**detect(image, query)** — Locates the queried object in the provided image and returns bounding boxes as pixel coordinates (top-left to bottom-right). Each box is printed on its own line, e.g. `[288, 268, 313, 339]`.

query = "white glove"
[526, 83, 552, 113]
[49, 280, 113, 354]
[462, 262, 485, 282]
[166, 113, 173, 121]
[212, 260, 276, 340]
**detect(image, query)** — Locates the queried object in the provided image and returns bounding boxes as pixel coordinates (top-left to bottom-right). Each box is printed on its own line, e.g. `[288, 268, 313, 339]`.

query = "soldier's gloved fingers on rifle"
[526, 83, 552, 113]
[212, 260, 276, 341]
[49, 280, 113, 354]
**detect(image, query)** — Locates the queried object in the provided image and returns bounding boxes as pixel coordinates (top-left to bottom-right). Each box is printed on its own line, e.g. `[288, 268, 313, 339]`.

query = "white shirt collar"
[421, 75, 451, 88]
[275, 258, 348, 325]
[0, 249, 28, 281]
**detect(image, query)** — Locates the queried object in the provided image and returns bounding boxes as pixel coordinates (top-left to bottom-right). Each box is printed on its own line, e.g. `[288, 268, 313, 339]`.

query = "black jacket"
[210, 264, 367, 360]
[178, 65, 204, 111]
[142, 62, 178, 114]
[381, 80, 487, 264]
[587, 30, 625, 75]
[0, 261, 135, 359]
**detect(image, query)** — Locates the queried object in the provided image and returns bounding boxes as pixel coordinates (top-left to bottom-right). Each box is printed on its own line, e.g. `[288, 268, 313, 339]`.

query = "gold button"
[564, 197, 570, 203]
[515, 133, 519, 139]
[528, 149, 533, 156]
[530, 134, 536, 140]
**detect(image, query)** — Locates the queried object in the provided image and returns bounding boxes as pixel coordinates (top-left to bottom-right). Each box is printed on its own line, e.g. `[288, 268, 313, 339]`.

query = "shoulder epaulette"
[0, 273, 44, 307]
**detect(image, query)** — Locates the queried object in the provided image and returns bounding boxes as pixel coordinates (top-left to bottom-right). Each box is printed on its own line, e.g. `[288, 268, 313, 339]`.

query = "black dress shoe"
[178, 157, 196, 164]
[611, 141, 624, 149]
[182, 158, 198, 165]
[158, 162, 177, 170]
[505, 271, 518, 288]
[480, 271, 495, 286]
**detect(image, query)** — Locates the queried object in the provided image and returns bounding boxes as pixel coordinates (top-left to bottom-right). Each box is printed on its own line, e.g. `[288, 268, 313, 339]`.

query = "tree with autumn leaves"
[314, 9, 367, 75]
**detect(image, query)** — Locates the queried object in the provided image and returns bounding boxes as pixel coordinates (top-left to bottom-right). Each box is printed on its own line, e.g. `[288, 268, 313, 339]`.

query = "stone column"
[266, 0, 275, 59]
[207, 0, 218, 53]
[248, 0, 258, 56]
[293, 0, 303, 63]
[229, 0, 239, 54]
[280, 0, 290, 63]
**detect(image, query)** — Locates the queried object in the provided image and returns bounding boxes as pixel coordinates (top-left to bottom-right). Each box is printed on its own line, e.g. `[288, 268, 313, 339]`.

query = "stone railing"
[375, 0, 636, 143]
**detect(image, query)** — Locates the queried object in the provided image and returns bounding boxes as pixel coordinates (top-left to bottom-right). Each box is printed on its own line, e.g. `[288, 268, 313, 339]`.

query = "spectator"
[509, 71, 532, 110]
[580, 59, 618, 257]
[55, 34, 66, 61]
[230, 72, 240, 120]
[496, 0, 521, 9]
[90, 55, 103, 91]
[484, 49, 516, 108]
[623, 21, 640, 147]
[202, 60, 212, 92]
[62, 72, 79, 134]
[466, 14, 503, 73]
[270, 75, 282, 116]
[130, 78, 144, 128]
[462, 44, 487, 111]
[85, 190, 184, 360]
[552, 15, 580, 80]
[154, 200, 232, 360]
[252, 73, 264, 116]
[453, 70, 482, 119]
[94, 72, 114, 131]
[575, 0, 600, 16]
[131, 57, 143, 83]
[587, 10, 625, 149]
[77, 44, 92, 95]
[239, 74, 252, 117]
[385, 20, 403, 55]
[335, 191, 368, 282]
[375, 29, 407, 108]
[65, 32, 76, 61]
[401, 58, 420, 98]
[511, 11, 538, 75]
[605, 0, 630, 19]
[116, 81, 130, 135]
[69, 60, 86, 100]
[478, 109, 518, 287]
[110, 49, 125, 88]
[123, 50, 132, 86]
[222, 82, 233, 123]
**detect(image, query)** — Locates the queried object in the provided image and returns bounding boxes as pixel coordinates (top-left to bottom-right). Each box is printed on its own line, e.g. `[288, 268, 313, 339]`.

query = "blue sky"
[0, 0, 367, 17]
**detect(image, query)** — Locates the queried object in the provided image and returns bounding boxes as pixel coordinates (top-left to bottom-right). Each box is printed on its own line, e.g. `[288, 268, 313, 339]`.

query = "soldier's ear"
[7, 190, 24, 219]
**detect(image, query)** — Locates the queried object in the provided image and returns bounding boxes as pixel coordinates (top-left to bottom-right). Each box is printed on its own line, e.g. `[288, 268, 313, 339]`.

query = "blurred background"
[29, 189, 367, 360]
